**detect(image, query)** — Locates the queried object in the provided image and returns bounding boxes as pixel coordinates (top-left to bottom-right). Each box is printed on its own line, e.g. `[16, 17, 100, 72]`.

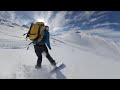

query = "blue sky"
[0, 11, 120, 41]
[1, 11, 120, 31]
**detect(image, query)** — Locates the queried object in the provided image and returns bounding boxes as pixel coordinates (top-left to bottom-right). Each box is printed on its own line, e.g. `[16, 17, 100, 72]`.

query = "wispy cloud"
[48, 11, 70, 31]
[70, 11, 96, 22]
[80, 11, 111, 26]
[93, 22, 120, 29]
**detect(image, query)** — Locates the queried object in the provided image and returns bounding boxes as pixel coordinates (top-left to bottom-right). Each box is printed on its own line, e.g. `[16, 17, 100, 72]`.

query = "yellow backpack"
[26, 22, 45, 42]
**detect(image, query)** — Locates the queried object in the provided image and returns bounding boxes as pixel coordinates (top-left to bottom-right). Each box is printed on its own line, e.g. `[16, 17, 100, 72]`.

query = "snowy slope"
[59, 30, 120, 60]
[1, 25, 120, 79]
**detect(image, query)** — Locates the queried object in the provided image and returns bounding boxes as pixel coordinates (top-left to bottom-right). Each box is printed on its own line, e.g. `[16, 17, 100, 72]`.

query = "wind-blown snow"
[0, 24, 120, 79]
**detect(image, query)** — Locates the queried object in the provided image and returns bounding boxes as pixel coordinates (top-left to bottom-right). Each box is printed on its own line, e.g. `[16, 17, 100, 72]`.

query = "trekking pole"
[27, 45, 29, 50]
[27, 42, 33, 50]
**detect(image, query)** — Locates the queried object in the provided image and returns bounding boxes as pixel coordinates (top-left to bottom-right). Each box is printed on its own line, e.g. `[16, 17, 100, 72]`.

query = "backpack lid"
[35, 22, 44, 25]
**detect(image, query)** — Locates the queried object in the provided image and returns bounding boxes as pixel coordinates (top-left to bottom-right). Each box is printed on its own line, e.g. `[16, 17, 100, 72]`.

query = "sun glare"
[37, 19, 48, 25]
[37, 19, 44, 22]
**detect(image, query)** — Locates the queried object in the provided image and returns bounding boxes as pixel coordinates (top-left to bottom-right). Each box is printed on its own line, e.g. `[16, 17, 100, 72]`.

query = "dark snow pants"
[34, 44, 55, 67]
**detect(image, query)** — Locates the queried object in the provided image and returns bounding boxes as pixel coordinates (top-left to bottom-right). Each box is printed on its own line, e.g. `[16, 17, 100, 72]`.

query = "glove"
[49, 47, 51, 50]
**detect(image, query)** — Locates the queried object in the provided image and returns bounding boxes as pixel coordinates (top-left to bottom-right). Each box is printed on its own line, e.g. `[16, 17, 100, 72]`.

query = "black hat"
[45, 26, 49, 31]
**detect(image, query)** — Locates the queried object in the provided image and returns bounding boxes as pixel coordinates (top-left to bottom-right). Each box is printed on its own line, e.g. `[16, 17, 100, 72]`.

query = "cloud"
[65, 11, 106, 28]
[83, 11, 96, 19]
[93, 22, 120, 28]
[94, 11, 112, 16]
[89, 14, 107, 23]
[48, 11, 70, 31]
[71, 11, 96, 22]
[80, 12, 111, 27]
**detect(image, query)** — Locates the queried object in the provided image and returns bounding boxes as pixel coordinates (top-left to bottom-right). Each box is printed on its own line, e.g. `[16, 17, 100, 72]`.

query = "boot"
[51, 61, 56, 67]
[35, 65, 41, 69]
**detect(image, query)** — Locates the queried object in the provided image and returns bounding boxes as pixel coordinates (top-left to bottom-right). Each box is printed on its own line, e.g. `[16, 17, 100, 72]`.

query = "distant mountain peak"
[0, 18, 29, 29]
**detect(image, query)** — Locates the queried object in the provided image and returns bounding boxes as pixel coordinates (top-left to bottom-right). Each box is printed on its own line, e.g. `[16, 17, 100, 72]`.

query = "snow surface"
[0, 24, 120, 79]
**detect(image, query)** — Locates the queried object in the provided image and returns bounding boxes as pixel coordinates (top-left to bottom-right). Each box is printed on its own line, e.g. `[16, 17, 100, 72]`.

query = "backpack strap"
[26, 23, 34, 41]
